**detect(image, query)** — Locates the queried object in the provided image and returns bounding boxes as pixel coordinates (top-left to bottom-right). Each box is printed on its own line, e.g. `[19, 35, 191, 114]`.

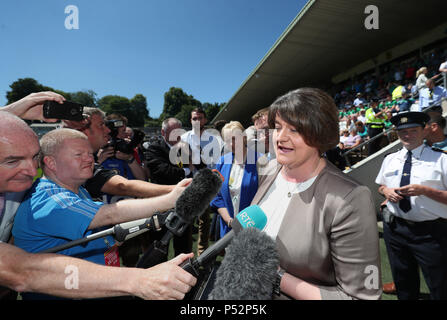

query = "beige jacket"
[252, 159, 382, 300]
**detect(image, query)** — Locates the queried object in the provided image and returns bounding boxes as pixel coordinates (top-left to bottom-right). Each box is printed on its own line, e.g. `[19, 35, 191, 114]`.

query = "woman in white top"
[210, 121, 260, 238]
[415, 66, 440, 93]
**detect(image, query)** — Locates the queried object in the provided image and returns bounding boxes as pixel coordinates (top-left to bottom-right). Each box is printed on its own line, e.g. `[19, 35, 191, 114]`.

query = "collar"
[402, 144, 425, 159]
[163, 138, 173, 150]
[432, 136, 447, 148]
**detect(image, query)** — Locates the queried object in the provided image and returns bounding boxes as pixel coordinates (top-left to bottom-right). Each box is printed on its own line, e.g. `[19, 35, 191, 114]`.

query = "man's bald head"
[0, 111, 40, 193]
[0, 111, 37, 143]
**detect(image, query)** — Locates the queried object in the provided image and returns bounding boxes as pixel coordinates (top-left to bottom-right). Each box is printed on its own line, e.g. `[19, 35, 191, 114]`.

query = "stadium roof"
[213, 0, 447, 127]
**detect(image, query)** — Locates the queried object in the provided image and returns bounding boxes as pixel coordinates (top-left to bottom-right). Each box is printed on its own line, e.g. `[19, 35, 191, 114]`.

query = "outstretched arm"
[0, 242, 196, 300]
[2, 91, 65, 122]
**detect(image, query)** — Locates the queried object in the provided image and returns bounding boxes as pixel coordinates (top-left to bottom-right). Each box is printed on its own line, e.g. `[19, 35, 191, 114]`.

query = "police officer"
[365, 97, 389, 155]
[376, 111, 447, 300]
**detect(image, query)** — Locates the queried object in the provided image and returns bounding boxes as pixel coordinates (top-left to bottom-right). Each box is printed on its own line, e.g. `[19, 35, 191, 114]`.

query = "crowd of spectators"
[331, 47, 447, 165]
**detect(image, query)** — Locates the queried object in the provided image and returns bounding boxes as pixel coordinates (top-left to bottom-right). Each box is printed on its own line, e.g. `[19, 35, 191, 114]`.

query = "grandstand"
[212, 0, 447, 212]
[213, 0, 447, 126]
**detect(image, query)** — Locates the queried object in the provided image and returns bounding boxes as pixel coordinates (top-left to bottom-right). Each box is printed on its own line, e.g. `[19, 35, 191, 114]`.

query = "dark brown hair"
[268, 87, 339, 153]
[191, 107, 206, 119]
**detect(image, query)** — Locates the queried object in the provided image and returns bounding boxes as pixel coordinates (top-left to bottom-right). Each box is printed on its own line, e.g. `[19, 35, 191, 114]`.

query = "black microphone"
[180, 205, 267, 277]
[135, 168, 223, 268]
[208, 228, 279, 300]
[40, 210, 170, 254]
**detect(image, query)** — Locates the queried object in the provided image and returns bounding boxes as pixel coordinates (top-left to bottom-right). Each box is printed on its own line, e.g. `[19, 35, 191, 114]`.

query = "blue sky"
[0, 0, 306, 117]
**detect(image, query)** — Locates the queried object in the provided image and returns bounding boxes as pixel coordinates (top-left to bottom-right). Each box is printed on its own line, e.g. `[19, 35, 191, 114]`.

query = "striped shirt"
[12, 178, 113, 265]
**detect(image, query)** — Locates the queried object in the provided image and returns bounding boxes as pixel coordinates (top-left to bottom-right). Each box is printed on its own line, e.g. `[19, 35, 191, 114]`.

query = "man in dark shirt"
[63, 108, 175, 199]
[145, 118, 195, 256]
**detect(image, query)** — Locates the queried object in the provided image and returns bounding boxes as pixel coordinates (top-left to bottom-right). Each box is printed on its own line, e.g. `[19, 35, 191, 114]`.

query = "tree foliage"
[6, 78, 68, 104]
[5, 78, 224, 128]
[69, 90, 98, 107]
[160, 87, 225, 125]
[97, 94, 149, 127]
[160, 87, 201, 121]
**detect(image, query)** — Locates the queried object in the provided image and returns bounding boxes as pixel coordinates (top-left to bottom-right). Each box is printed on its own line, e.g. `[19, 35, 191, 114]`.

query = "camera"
[105, 119, 146, 155]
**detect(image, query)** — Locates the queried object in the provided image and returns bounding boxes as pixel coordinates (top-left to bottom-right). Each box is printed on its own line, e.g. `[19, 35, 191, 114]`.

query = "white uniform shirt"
[375, 144, 447, 221]
[418, 86, 447, 110]
[180, 129, 224, 168]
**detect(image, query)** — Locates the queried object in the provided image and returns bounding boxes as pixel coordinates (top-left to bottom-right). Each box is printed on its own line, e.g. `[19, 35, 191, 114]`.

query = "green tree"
[161, 87, 201, 121]
[69, 90, 98, 107]
[98, 95, 132, 118]
[6, 78, 69, 104]
[174, 104, 196, 127]
[98, 94, 149, 127]
[130, 94, 149, 127]
[202, 102, 225, 122]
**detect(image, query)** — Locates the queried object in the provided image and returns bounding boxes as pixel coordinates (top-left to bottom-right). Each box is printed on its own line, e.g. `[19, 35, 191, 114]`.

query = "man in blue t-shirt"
[0, 93, 197, 300]
[13, 179, 112, 265]
[12, 128, 191, 299]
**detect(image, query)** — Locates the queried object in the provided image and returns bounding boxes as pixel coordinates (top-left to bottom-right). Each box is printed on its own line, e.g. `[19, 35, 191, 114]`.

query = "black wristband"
[126, 156, 135, 164]
[273, 268, 285, 296]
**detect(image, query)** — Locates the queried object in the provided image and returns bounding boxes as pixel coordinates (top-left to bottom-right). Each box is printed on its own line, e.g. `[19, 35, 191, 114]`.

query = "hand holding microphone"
[135, 168, 223, 268]
[180, 205, 268, 277]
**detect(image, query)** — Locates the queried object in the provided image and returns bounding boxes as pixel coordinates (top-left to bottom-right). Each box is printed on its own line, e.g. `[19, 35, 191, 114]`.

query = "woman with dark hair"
[251, 87, 381, 300]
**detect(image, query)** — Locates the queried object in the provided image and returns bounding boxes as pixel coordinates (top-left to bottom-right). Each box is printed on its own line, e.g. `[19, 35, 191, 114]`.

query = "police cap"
[390, 111, 430, 130]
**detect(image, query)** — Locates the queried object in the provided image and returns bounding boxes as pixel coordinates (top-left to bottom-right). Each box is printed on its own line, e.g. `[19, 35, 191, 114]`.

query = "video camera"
[105, 119, 146, 155]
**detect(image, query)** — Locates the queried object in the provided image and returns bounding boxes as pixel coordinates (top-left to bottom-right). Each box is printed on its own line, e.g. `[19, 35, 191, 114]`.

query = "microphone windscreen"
[175, 168, 223, 221]
[209, 228, 279, 300]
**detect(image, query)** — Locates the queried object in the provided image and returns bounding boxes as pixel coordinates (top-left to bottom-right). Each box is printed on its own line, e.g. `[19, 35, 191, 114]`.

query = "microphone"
[208, 228, 279, 300]
[168, 168, 224, 236]
[40, 210, 170, 254]
[180, 205, 267, 277]
[135, 168, 223, 268]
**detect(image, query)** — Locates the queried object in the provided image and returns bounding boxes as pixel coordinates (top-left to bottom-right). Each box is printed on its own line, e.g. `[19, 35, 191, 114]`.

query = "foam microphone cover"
[209, 228, 279, 300]
[174, 168, 223, 221]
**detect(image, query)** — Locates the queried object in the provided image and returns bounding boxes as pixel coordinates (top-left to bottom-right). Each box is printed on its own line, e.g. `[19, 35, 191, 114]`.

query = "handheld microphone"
[208, 228, 279, 300]
[135, 168, 223, 268]
[180, 205, 267, 277]
[40, 210, 170, 254]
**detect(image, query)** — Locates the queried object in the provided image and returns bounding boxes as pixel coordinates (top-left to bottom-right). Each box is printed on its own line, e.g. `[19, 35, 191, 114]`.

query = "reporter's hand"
[166, 178, 191, 206]
[115, 150, 134, 162]
[135, 253, 197, 300]
[4, 91, 65, 122]
[97, 146, 115, 164]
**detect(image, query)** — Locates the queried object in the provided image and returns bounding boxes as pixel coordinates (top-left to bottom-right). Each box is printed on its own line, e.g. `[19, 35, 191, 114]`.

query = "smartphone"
[43, 100, 84, 121]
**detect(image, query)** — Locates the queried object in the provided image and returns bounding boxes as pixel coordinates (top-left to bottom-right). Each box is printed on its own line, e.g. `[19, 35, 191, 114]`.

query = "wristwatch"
[273, 268, 285, 296]
[126, 156, 135, 164]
